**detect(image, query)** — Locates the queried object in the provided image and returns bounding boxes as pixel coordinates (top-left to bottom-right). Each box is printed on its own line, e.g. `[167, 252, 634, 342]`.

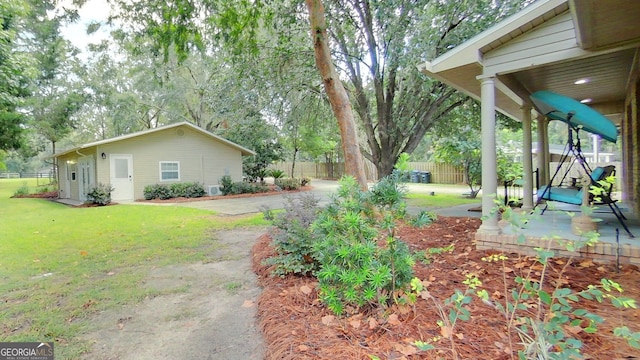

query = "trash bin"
[420, 171, 431, 184]
[410, 170, 420, 183]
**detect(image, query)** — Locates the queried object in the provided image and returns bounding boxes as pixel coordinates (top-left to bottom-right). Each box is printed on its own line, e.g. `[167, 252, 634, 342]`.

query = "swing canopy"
[530, 90, 618, 143]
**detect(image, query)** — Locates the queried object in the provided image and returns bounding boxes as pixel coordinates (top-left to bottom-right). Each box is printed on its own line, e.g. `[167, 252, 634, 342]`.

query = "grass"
[405, 192, 480, 208]
[0, 178, 268, 359]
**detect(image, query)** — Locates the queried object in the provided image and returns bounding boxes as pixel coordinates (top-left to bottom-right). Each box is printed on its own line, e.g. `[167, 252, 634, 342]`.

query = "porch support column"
[478, 76, 500, 234]
[536, 114, 549, 187]
[522, 105, 534, 210]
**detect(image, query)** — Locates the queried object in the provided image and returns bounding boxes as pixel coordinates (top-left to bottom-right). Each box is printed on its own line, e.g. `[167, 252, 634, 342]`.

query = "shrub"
[86, 183, 114, 206]
[143, 182, 206, 199]
[262, 193, 321, 277]
[220, 175, 234, 195]
[220, 175, 269, 195]
[143, 184, 172, 200]
[169, 182, 205, 198]
[36, 185, 55, 194]
[268, 169, 285, 179]
[183, 182, 206, 198]
[232, 181, 269, 194]
[13, 182, 30, 197]
[275, 177, 300, 191]
[312, 175, 414, 316]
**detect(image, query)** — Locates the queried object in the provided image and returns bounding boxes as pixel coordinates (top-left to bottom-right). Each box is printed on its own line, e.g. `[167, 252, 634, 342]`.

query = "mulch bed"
[136, 185, 313, 203]
[11, 191, 59, 199]
[252, 216, 640, 359]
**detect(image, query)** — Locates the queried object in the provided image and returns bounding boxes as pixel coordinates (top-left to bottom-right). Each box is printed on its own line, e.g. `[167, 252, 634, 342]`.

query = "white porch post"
[478, 76, 500, 234]
[536, 114, 548, 187]
[522, 105, 533, 210]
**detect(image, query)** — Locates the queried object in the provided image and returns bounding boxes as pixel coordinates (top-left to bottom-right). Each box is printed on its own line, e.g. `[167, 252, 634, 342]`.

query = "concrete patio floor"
[477, 201, 640, 265]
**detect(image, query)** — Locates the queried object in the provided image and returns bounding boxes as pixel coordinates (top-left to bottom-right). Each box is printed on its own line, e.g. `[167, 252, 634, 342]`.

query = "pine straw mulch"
[252, 216, 640, 360]
[136, 185, 312, 203]
[11, 191, 59, 199]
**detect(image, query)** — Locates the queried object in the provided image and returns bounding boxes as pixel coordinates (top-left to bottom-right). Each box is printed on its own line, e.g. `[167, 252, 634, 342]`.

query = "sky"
[59, 0, 113, 53]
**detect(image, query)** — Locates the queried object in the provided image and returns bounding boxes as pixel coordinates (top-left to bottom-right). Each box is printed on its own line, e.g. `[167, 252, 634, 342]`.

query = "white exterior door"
[78, 156, 95, 201]
[110, 154, 133, 200]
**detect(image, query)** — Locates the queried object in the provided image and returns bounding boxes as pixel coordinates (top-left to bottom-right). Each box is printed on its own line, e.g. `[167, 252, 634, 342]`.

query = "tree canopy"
[0, 0, 32, 151]
[1, 0, 537, 179]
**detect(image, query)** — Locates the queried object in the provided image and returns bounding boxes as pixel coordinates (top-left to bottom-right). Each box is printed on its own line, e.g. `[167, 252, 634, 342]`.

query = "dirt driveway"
[81, 228, 265, 360]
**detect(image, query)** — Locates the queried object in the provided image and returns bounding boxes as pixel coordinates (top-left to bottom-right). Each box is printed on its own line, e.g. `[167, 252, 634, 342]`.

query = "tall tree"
[22, 0, 86, 154]
[315, 0, 530, 178]
[305, 0, 367, 188]
[0, 0, 32, 150]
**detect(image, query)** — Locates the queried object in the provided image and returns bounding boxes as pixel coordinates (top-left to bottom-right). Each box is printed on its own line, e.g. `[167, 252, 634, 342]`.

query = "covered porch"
[418, 0, 640, 262]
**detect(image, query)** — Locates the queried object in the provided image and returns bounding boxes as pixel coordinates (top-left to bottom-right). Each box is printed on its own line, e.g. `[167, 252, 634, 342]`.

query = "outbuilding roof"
[51, 122, 256, 158]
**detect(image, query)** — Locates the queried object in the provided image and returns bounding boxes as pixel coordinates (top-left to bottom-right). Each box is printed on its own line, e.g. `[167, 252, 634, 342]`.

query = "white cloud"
[59, 0, 113, 52]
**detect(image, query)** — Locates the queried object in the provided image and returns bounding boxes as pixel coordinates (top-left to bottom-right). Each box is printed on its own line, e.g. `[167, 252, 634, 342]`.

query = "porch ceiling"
[418, 0, 640, 126]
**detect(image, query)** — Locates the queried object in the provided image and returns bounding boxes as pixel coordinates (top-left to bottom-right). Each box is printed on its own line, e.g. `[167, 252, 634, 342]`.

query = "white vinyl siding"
[483, 11, 586, 75]
[160, 161, 180, 181]
[94, 126, 244, 199]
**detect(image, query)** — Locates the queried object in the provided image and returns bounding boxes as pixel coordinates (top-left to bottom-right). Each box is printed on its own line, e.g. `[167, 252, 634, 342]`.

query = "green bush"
[220, 175, 234, 195]
[86, 183, 114, 206]
[184, 182, 206, 197]
[268, 169, 285, 179]
[313, 175, 414, 316]
[232, 181, 269, 194]
[262, 193, 321, 277]
[13, 182, 30, 197]
[275, 177, 300, 190]
[144, 182, 206, 199]
[169, 182, 205, 198]
[143, 184, 172, 200]
[220, 175, 269, 195]
[263, 174, 415, 316]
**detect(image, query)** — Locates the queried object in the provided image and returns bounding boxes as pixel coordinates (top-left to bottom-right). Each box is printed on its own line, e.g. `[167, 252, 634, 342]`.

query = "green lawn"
[0, 179, 267, 359]
[404, 192, 480, 208]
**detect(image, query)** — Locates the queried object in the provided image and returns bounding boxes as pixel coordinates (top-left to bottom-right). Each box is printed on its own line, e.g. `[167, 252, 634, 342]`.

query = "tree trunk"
[305, 0, 368, 190]
[291, 147, 298, 177]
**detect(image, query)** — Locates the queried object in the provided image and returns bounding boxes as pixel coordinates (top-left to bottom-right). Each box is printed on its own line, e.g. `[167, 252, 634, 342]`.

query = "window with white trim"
[160, 161, 180, 181]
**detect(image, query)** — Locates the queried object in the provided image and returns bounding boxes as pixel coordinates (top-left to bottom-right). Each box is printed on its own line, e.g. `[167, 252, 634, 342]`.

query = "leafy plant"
[143, 184, 172, 200]
[13, 182, 29, 196]
[262, 193, 321, 277]
[413, 204, 640, 358]
[274, 177, 300, 190]
[412, 244, 454, 265]
[409, 210, 437, 228]
[312, 175, 414, 316]
[394, 152, 411, 182]
[220, 175, 234, 195]
[268, 169, 285, 179]
[220, 175, 269, 195]
[169, 182, 205, 198]
[86, 183, 114, 206]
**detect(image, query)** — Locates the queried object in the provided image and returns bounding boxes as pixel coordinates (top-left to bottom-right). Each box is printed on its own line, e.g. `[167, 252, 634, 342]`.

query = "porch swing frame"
[535, 114, 593, 211]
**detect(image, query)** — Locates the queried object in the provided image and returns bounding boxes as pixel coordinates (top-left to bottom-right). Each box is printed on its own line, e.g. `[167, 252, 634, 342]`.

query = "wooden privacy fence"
[269, 162, 465, 184]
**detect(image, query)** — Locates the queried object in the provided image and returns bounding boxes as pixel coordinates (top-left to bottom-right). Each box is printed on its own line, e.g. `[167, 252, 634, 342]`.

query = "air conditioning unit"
[208, 185, 223, 196]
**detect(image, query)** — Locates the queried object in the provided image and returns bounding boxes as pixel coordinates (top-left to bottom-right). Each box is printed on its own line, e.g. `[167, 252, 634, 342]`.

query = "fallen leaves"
[254, 216, 640, 359]
[321, 314, 336, 326]
[387, 313, 401, 326]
